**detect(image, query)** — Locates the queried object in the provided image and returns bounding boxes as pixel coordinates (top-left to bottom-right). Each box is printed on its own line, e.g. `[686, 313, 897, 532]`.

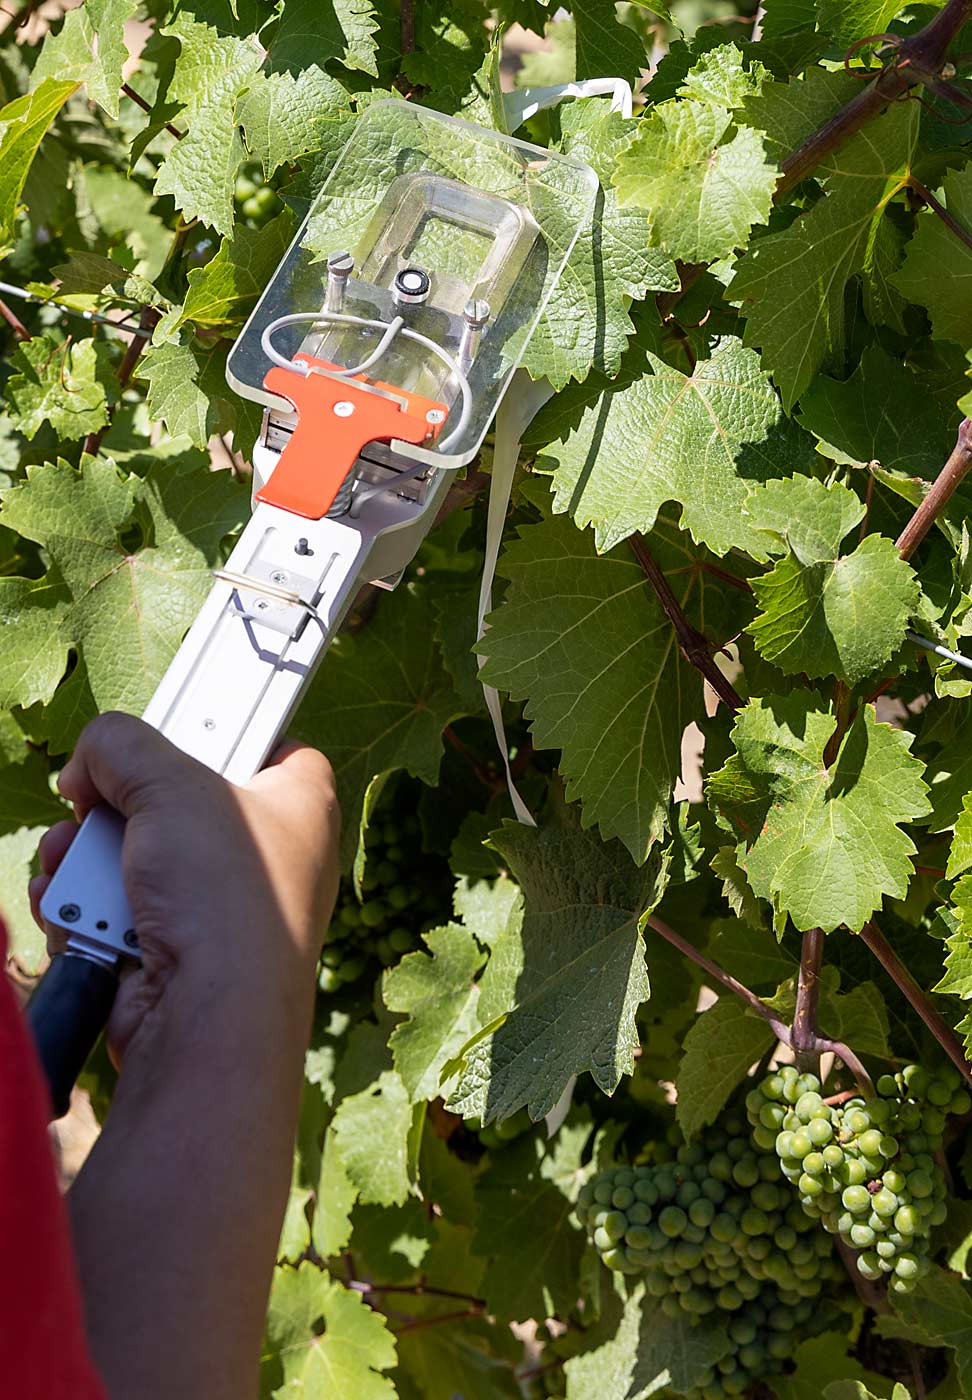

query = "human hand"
[29, 712, 340, 1062]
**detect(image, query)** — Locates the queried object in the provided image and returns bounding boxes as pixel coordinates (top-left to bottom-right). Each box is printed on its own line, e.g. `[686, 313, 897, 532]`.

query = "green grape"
[789, 1131, 813, 1159]
[849, 1223, 875, 1248]
[808, 1117, 834, 1145]
[659, 1206, 688, 1237]
[842, 1184, 871, 1213]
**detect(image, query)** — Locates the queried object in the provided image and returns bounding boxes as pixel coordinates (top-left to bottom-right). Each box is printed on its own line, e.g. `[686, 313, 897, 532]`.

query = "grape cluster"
[576, 1117, 841, 1398]
[318, 802, 451, 993]
[234, 159, 283, 227]
[746, 1063, 969, 1295]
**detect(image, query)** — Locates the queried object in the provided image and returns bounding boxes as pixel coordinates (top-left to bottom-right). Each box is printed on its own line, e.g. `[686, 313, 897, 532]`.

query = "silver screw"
[254, 598, 271, 612]
[270, 570, 288, 585]
[124, 929, 139, 949]
[203, 718, 216, 731]
[333, 401, 354, 418]
[59, 903, 81, 923]
[426, 409, 445, 425]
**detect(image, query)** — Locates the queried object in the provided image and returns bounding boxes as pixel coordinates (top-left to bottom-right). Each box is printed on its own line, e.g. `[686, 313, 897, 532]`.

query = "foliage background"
[5, 0, 972, 1395]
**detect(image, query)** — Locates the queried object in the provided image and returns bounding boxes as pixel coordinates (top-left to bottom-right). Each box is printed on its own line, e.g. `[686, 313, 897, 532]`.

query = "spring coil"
[327, 469, 356, 517]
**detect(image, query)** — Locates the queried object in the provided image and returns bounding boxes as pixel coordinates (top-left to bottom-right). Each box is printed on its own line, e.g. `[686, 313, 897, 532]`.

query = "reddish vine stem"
[82, 305, 161, 458]
[896, 417, 972, 560]
[400, 0, 415, 55]
[392, 1306, 483, 1335]
[777, 0, 972, 196]
[349, 1281, 486, 1306]
[0, 296, 30, 341]
[908, 176, 972, 252]
[629, 533, 743, 712]
[834, 1236, 891, 1314]
[121, 83, 185, 140]
[791, 928, 825, 1071]
[860, 921, 972, 1085]
[444, 725, 501, 793]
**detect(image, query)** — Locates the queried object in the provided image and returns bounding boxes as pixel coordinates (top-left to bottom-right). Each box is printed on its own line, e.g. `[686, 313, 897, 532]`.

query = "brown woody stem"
[82, 305, 161, 458]
[896, 418, 972, 560]
[0, 296, 30, 341]
[834, 1235, 891, 1313]
[629, 533, 743, 712]
[908, 177, 972, 253]
[392, 1307, 483, 1335]
[400, 0, 415, 55]
[792, 928, 825, 1070]
[121, 83, 185, 140]
[778, 0, 972, 195]
[860, 921, 972, 1084]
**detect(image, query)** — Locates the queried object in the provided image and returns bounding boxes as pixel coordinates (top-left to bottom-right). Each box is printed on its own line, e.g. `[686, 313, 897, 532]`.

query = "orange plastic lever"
[257, 355, 448, 520]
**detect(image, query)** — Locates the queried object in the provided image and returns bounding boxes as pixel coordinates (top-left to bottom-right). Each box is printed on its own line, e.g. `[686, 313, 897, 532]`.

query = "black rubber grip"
[27, 952, 119, 1120]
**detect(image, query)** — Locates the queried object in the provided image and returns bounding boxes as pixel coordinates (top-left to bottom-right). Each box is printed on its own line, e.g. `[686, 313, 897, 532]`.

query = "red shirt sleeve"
[0, 924, 108, 1400]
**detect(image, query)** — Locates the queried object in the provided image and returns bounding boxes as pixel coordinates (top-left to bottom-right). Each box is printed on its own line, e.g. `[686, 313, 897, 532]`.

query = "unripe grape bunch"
[318, 785, 452, 993]
[234, 159, 283, 228]
[746, 1062, 970, 1295]
[576, 1116, 842, 1399]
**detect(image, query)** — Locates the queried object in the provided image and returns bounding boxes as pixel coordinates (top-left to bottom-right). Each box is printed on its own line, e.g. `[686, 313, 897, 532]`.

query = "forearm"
[68, 958, 314, 1400]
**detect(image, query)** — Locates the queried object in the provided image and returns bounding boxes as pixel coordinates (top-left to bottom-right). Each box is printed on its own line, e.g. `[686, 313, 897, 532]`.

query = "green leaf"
[707, 695, 931, 932]
[293, 583, 473, 869]
[267, 0, 379, 77]
[933, 874, 972, 1000]
[50, 252, 167, 309]
[331, 1070, 420, 1207]
[798, 346, 954, 474]
[948, 794, 972, 878]
[0, 714, 65, 835]
[677, 43, 771, 109]
[32, 0, 138, 118]
[818, 0, 913, 45]
[522, 99, 678, 387]
[732, 101, 918, 410]
[237, 67, 352, 178]
[884, 1266, 972, 1395]
[0, 78, 78, 255]
[826, 1384, 912, 1400]
[565, 1283, 731, 1399]
[573, 0, 647, 86]
[139, 338, 250, 448]
[265, 1264, 397, 1399]
[470, 1134, 585, 1322]
[745, 476, 919, 686]
[477, 514, 706, 862]
[675, 996, 776, 1140]
[154, 16, 263, 235]
[710, 848, 766, 929]
[0, 825, 47, 973]
[383, 924, 487, 1102]
[311, 1130, 357, 1258]
[5, 335, 108, 442]
[176, 212, 295, 330]
[538, 337, 795, 556]
[0, 456, 246, 725]
[447, 820, 659, 1122]
[894, 165, 972, 348]
[774, 1333, 897, 1400]
[615, 101, 776, 263]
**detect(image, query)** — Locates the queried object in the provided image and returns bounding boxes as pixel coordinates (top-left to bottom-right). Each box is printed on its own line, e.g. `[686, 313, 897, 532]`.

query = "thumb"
[57, 712, 204, 820]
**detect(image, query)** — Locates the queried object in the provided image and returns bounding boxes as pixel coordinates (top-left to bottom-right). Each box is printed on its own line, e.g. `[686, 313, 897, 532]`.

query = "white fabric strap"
[477, 372, 554, 826]
[503, 78, 634, 131]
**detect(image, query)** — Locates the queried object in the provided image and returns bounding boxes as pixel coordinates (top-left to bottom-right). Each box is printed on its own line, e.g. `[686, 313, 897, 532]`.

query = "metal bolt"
[270, 570, 288, 585]
[295, 538, 313, 557]
[59, 903, 81, 924]
[124, 929, 139, 949]
[333, 401, 354, 418]
[254, 598, 270, 611]
[326, 250, 354, 274]
[426, 409, 445, 425]
[463, 298, 490, 327]
[203, 718, 216, 730]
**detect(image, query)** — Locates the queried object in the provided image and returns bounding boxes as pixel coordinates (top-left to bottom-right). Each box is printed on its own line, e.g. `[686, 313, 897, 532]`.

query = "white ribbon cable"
[503, 77, 634, 130]
[477, 371, 555, 827]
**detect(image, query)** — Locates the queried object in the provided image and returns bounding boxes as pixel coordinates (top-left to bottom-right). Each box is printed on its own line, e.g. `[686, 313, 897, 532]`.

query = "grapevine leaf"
[401, 0, 490, 112]
[31, 0, 138, 118]
[0, 576, 70, 711]
[565, 1282, 731, 1399]
[677, 43, 771, 109]
[816, 0, 910, 44]
[264, 1264, 397, 1399]
[267, 0, 379, 77]
[797, 346, 954, 473]
[675, 997, 776, 1140]
[883, 1266, 972, 1394]
[310, 1130, 357, 1259]
[0, 78, 78, 255]
[0, 825, 47, 973]
[732, 101, 919, 410]
[293, 583, 473, 869]
[614, 101, 776, 263]
[707, 918, 797, 986]
[237, 67, 353, 178]
[742, 68, 859, 164]
[176, 212, 295, 330]
[5, 335, 109, 442]
[522, 99, 678, 387]
[138, 338, 250, 447]
[471, 1135, 585, 1322]
[744, 476, 919, 686]
[573, 0, 647, 86]
[383, 924, 487, 1102]
[538, 337, 794, 556]
[933, 874, 972, 999]
[774, 1333, 897, 1400]
[894, 166, 972, 348]
[330, 1070, 420, 1207]
[948, 794, 972, 878]
[447, 821, 659, 1123]
[710, 848, 765, 928]
[707, 695, 931, 932]
[825, 1385, 912, 1400]
[154, 16, 263, 235]
[477, 515, 706, 862]
[0, 715, 65, 834]
[0, 456, 247, 725]
[50, 251, 167, 308]
[452, 875, 523, 949]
